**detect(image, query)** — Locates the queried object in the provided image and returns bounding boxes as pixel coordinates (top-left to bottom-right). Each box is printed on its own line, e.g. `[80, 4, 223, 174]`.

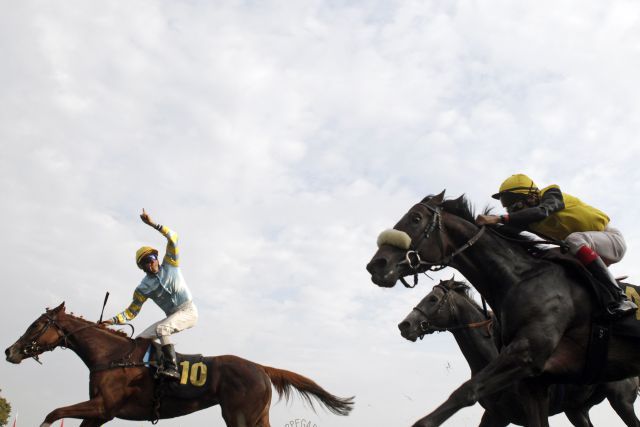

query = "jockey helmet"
[136, 246, 159, 267]
[492, 174, 539, 200]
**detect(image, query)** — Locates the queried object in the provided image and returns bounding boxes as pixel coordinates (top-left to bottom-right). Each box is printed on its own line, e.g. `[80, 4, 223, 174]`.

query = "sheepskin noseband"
[377, 229, 412, 250]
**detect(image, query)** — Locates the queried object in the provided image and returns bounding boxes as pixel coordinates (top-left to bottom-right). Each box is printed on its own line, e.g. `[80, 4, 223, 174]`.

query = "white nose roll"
[377, 229, 412, 250]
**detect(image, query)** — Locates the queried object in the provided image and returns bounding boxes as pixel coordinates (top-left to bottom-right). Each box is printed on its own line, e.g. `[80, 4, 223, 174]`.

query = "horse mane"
[422, 193, 540, 244]
[62, 311, 130, 338]
[421, 194, 493, 224]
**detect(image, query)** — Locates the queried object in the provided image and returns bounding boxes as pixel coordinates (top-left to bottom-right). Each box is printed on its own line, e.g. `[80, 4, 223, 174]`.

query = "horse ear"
[431, 189, 446, 204]
[439, 277, 456, 289]
[51, 302, 66, 313]
[452, 282, 469, 293]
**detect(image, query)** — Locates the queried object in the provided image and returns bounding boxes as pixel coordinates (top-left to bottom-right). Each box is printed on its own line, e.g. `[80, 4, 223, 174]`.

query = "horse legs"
[605, 379, 640, 427]
[478, 410, 509, 427]
[563, 410, 593, 427]
[39, 398, 108, 427]
[517, 379, 550, 427]
[411, 337, 549, 427]
[79, 419, 113, 427]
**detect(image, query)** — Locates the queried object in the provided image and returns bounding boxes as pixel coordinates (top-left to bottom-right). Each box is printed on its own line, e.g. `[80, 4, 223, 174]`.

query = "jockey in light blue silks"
[104, 209, 198, 380]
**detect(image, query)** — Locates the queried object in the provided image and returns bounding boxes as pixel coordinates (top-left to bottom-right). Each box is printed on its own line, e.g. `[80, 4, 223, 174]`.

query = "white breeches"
[566, 225, 627, 265]
[138, 301, 198, 345]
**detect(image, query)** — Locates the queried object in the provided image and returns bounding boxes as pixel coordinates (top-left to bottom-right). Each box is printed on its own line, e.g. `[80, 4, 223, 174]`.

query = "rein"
[398, 203, 486, 288]
[486, 226, 570, 251]
[22, 313, 138, 370]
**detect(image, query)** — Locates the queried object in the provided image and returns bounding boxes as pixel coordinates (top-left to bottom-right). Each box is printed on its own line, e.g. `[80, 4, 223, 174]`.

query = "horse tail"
[261, 365, 354, 416]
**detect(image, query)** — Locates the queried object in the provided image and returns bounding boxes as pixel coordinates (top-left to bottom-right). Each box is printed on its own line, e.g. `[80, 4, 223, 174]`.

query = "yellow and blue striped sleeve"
[112, 291, 148, 324]
[159, 225, 179, 267]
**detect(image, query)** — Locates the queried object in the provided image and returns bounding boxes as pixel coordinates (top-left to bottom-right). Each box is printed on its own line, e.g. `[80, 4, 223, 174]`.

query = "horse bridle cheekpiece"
[21, 313, 68, 364]
[21, 311, 97, 364]
[382, 202, 486, 288]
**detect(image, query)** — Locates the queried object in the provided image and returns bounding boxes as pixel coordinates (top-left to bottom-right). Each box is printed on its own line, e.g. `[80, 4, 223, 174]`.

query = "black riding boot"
[586, 257, 637, 318]
[159, 344, 181, 380]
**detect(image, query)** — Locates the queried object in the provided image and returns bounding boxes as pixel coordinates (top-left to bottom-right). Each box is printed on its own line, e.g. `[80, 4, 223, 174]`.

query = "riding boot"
[585, 256, 637, 318]
[159, 344, 181, 380]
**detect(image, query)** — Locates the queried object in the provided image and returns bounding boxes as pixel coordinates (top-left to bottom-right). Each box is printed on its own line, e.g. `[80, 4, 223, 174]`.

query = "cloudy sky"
[2, 1, 640, 426]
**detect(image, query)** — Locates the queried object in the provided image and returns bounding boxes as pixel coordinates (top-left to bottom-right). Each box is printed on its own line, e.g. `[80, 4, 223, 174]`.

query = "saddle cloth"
[144, 342, 212, 399]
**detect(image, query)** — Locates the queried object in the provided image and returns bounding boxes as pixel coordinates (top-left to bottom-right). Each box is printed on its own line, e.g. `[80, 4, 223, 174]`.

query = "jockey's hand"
[101, 319, 114, 326]
[140, 208, 157, 227]
[475, 215, 501, 226]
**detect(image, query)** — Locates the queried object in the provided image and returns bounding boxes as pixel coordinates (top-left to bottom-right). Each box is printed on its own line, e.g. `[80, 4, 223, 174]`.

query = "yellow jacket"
[526, 185, 610, 240]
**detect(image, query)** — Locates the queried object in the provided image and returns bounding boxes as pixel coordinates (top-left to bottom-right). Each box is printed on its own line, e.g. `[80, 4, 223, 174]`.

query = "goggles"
[140, 254, 158, 265]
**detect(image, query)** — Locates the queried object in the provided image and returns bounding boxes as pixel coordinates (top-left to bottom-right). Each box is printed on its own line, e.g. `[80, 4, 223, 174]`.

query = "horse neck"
[57, 314, 133, 368]
[446, 293, 498, 375]
[444, 215, 532, 311]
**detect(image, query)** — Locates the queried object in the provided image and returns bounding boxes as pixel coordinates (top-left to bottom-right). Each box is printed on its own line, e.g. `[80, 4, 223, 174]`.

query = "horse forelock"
[439, 279, 488, 314]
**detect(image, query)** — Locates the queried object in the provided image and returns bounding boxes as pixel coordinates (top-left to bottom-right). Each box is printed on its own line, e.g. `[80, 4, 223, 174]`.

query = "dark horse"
[399, 278, 640, 427]
[5, 303, 354, 427]
[366, 191, 640, 427]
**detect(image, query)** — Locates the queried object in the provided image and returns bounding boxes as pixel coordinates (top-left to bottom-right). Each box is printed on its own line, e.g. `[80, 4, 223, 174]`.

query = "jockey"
[103, 209, 198, 380]
[476, 174, 637, 318]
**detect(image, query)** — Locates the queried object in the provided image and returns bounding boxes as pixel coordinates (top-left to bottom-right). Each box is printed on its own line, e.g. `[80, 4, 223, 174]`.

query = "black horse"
[399, 278, 640, 427]
[366, 191, 640, 427]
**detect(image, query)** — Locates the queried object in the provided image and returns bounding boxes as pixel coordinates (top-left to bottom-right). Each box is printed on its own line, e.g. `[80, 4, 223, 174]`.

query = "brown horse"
[367, 192, 640, 427]
[5, 302, 354, 427]
[399, 278, 640, 427]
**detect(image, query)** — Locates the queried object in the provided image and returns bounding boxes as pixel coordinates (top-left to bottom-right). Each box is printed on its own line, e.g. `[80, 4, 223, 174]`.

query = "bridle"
[20, 313, 99, 364]
[411, 284, 492, 340]
[397, 202, 486, 288]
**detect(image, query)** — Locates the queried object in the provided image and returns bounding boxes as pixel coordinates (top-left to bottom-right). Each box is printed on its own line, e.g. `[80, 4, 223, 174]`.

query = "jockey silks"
[511, 185, 610, 241]
[113, 225, 193, 324]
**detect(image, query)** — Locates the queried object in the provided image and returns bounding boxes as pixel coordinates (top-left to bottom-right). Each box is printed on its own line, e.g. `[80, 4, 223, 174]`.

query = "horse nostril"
[366, 257, 388, 274]
[398, 321, 410, 333]
[5, 347, 10, 357]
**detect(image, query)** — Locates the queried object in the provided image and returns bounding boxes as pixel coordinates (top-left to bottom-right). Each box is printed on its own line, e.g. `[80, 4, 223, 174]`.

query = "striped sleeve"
[159, 225, 179, 267]
[111, 291, 148, 324]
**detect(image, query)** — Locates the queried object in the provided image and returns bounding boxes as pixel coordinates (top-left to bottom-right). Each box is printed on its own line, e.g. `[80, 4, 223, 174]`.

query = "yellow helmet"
[135, 246, 158, 266]
[492, 174, 539, 199]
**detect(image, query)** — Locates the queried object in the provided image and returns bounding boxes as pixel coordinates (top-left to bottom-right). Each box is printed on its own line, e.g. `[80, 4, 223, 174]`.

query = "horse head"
[5, 302, 67, 364]
[366, 190, 455, 287]
[398, 278, 469, 341]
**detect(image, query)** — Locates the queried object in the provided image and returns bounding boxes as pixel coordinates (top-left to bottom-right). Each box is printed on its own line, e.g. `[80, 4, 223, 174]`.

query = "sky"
[2, 0, 640, 426]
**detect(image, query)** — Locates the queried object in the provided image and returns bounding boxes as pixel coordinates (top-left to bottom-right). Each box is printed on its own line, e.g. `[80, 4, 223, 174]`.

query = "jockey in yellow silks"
[477, 174, 636, 318]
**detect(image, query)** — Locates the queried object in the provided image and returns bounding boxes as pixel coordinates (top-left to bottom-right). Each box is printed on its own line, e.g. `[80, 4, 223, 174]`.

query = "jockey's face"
[501, 192, 539, 213]
[140, 256, 160, 275]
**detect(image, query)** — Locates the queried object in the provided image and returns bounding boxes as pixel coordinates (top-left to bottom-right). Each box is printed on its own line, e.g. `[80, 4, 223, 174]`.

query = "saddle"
[144, 342, 212, 399]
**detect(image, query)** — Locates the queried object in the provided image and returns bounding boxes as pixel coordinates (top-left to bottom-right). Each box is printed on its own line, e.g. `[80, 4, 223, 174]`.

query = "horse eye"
[411, 214, 422, 223]
[428, 296, 438, 303]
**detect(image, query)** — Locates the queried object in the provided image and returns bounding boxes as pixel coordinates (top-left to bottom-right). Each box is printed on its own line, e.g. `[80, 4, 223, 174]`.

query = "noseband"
[398, 203, 486, 288]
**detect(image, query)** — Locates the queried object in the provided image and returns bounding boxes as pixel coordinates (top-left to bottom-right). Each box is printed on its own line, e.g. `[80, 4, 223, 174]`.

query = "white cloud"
[2, 0, 640, 426]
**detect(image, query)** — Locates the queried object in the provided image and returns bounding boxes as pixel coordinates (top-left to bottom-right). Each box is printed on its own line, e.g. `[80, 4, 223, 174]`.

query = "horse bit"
[21, 314, 76, 363]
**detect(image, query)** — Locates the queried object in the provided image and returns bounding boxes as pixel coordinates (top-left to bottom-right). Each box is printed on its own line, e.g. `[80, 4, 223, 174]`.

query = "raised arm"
[140, 208, 179, 267]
